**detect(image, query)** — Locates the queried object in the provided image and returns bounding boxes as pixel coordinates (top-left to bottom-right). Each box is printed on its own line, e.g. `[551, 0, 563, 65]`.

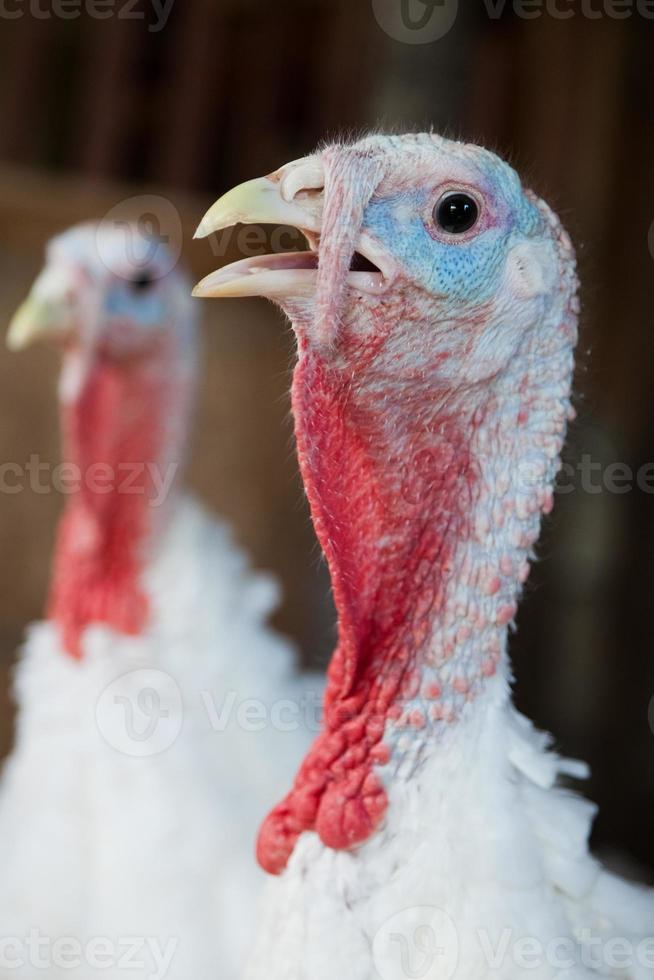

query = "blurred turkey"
[0, 222, 320, 979]
[195, 134, 654, 980]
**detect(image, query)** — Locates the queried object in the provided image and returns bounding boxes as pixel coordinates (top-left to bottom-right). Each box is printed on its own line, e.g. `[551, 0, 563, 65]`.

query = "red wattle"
[48, 351, 169, 658]
[257, 348, 476, 874]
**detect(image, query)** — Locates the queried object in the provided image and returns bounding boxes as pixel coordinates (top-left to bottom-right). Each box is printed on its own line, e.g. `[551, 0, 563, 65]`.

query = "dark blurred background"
[0, 0, 652, 875]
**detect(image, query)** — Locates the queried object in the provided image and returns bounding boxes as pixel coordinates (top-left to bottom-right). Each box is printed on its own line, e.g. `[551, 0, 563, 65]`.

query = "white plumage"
[246, 678, 654, 980]
[0, 223, 319, 979]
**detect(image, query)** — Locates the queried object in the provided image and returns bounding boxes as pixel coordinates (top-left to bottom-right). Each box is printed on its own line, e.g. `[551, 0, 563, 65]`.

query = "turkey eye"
[131, 271, 154, 292]
[434, 193, 479, 235]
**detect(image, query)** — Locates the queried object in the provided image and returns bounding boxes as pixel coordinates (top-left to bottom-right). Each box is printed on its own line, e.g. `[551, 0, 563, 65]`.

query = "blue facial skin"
[103, 281, 165, 329]
[54, 225, 169, 331]
[362, 162, 543, 302]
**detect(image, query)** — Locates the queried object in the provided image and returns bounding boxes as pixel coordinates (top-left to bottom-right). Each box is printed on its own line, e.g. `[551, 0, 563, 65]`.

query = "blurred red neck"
[48, 339, 185, 658]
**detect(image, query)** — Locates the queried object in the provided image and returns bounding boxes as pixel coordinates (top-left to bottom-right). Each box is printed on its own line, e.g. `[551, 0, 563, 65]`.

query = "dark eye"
[130, 270, 155, 292]
[433, 193, 479, 235]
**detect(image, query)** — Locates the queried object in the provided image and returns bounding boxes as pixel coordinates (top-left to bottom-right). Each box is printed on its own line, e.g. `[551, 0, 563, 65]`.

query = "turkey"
[0, 221, 320, 980]
[194, 134, 654, 980]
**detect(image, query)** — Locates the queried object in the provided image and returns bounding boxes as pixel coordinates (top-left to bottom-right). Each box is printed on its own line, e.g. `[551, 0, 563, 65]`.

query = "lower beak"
[192, 252, 319, 300]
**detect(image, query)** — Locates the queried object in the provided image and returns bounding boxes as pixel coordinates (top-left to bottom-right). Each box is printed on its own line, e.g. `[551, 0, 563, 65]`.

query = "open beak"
[7, 267, 77, 351]
[192, 157, 389, 301]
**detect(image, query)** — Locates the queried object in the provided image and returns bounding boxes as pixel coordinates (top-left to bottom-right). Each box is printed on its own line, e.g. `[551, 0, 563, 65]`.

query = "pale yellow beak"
[6, 268, 76, 351]
[193, 156, 388, 301]
[193, 170, 323, 242]
[192, 158, 325, 301]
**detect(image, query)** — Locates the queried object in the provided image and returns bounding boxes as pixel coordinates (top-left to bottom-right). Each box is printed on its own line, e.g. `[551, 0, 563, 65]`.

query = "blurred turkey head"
[8, 221, 196, 396]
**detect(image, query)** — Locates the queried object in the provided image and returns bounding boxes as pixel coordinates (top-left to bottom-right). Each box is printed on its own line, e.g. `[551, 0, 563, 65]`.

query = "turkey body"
[0, 222, 321, 978]
[0, 495, 317, 980]
[246, 672, 654, 980]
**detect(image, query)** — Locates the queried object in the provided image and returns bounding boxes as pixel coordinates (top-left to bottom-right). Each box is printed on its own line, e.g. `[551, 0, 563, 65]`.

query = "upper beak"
[7, 268, 77, 351]
[193, 162, 325, 242]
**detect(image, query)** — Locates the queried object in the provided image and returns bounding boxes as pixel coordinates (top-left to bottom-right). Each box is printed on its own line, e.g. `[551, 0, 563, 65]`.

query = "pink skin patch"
[408, 709, 426, 729]
[495, 602, 517, 626]
[256, 347, 477, 874]
[48, 340, 174, 658]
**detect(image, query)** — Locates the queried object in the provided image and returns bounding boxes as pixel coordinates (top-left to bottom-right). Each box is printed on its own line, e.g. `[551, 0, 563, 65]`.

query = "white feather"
[245, 672, 654, 980]
[0, 496, 320, 980]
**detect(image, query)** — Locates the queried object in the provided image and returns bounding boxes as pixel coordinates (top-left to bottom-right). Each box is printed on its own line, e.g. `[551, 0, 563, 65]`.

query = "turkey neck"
[48, 335, 194, 658]
[293, 323, 575, 752]
[257, 308, 575, 876]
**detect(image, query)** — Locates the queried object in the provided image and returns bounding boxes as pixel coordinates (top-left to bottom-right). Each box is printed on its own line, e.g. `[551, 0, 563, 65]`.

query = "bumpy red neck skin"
[48, 338, 188, 658]
[257, 265, 578, 876]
